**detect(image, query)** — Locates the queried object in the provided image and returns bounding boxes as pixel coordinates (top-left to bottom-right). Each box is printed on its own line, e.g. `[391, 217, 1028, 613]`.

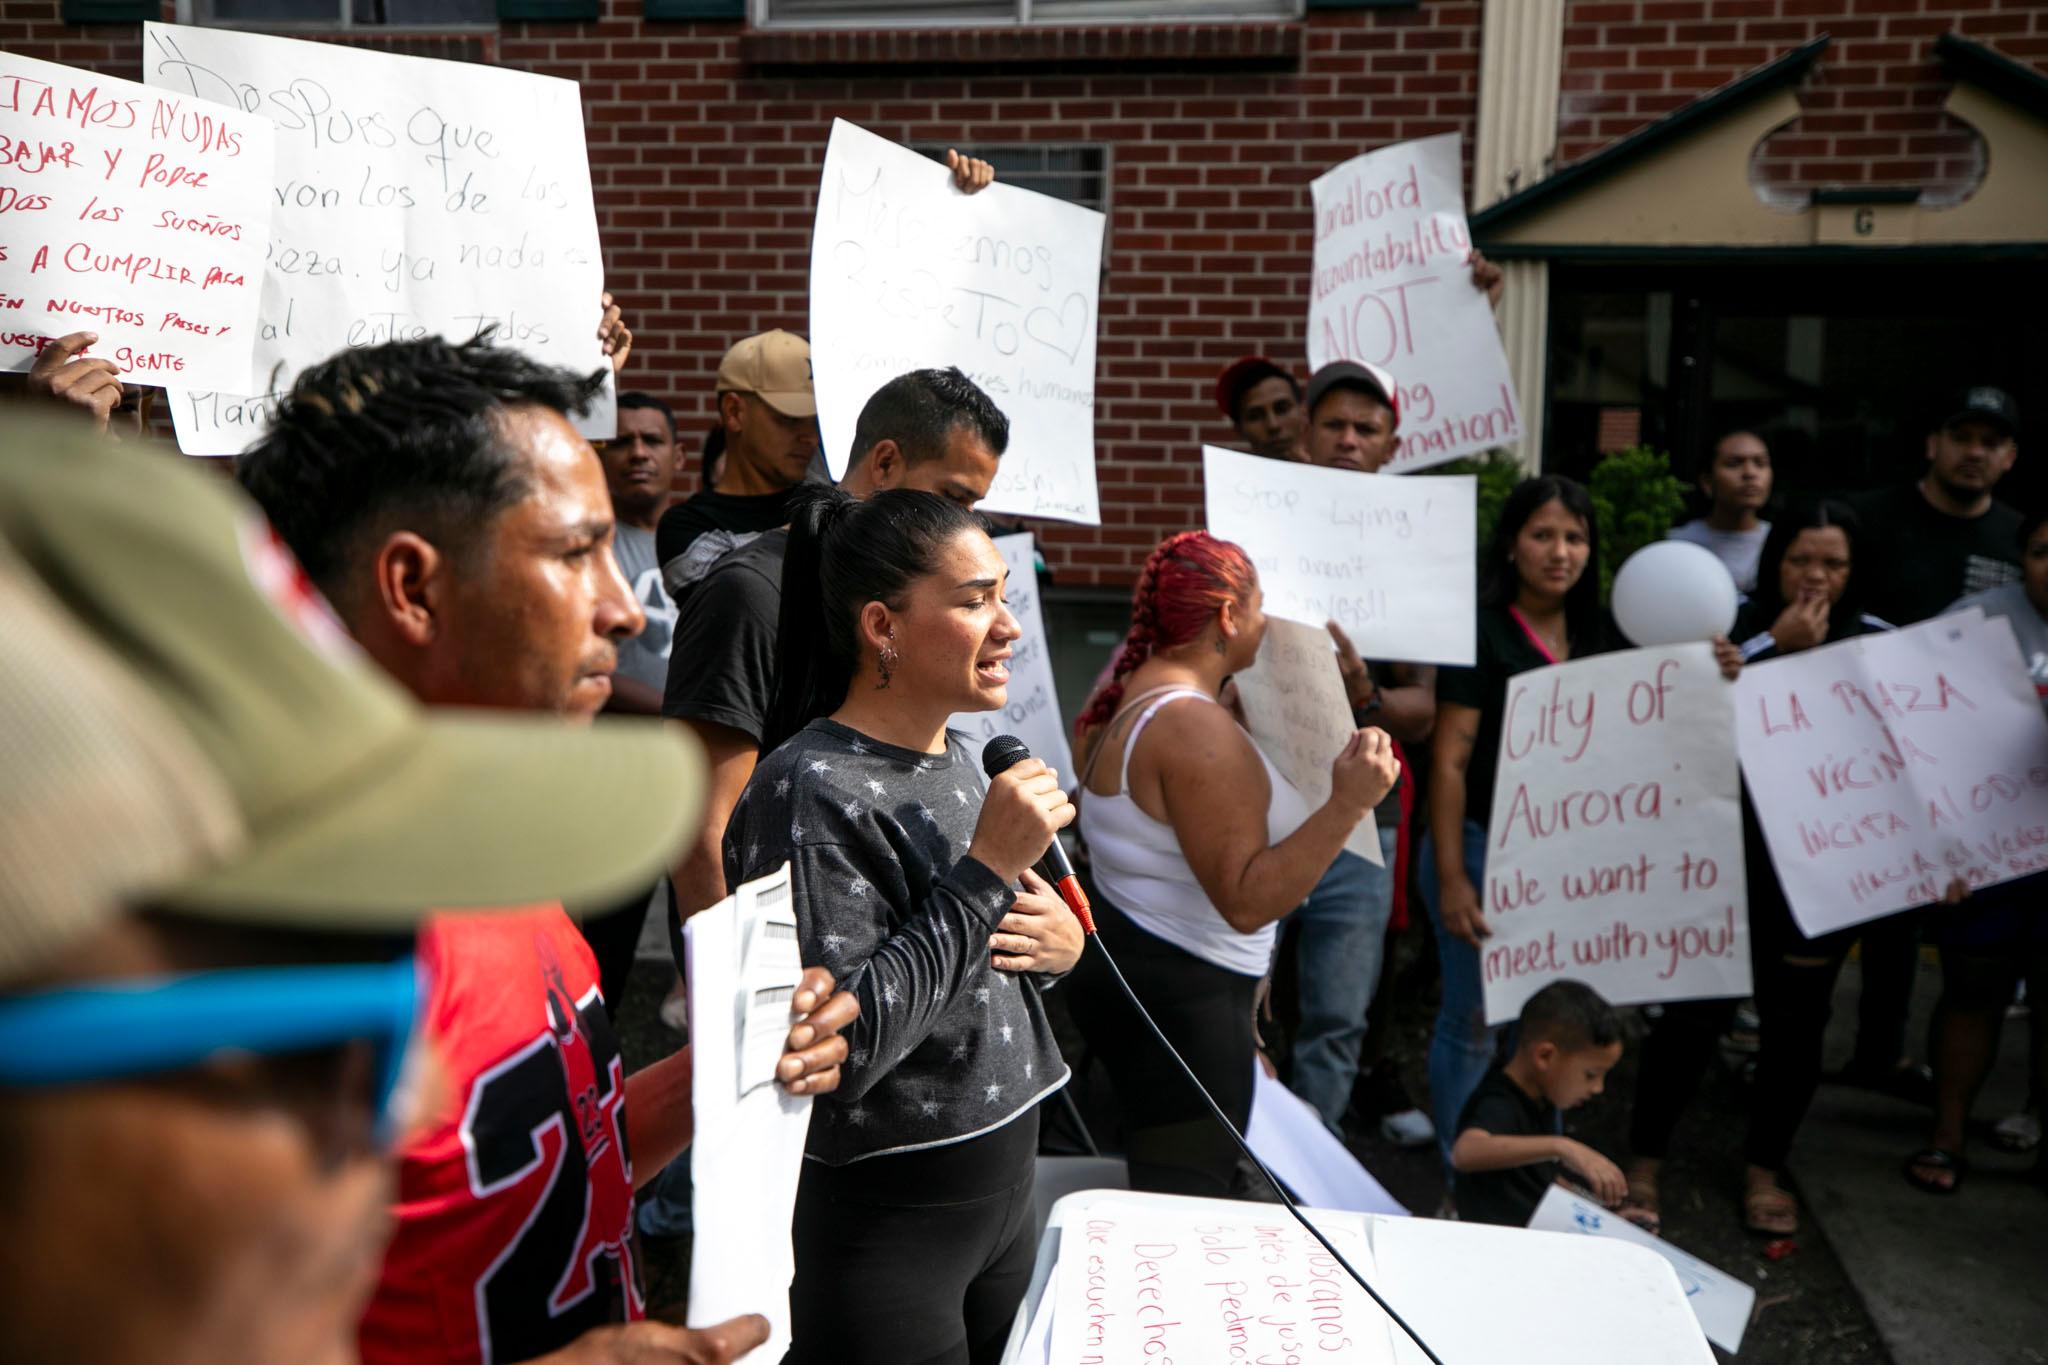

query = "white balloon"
[1611, 540, 1739, 647]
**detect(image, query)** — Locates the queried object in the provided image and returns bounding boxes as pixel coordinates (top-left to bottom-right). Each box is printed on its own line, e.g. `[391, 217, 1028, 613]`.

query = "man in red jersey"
[239, 334, 856, 1364]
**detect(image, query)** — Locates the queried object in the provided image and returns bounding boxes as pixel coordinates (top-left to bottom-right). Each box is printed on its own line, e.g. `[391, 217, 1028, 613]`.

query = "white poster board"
[685, 863, 812, 1361]
[1203, 445, 1476, 665]
[1232, 616, 1383, 864]
[1, 51, 273, 391]
[140, 22, 612, 454]
[1527, 1185, 1754, 1354]
[1245, 1063, 1407, 1216]
[1307, 133, 1520, 472]
[948, 532, 1074, 779]
[1734, 612, 2048, 937]
[1479, 644, 1749, 1025]
[810, 120, 1104, 524]
[1049, 1197, 1397, 1364]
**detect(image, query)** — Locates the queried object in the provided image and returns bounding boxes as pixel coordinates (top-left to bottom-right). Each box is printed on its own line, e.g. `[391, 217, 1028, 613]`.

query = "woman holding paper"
[1425, 477, 1610, 1184]
[725, 486, 1083, 1364]
[1065, 530, 1399, 1197]
[1626, 499, 1902, 1236]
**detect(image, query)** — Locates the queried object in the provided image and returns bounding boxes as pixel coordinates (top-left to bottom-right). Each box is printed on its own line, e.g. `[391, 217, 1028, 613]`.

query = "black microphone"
[981, 734, 1095, 933]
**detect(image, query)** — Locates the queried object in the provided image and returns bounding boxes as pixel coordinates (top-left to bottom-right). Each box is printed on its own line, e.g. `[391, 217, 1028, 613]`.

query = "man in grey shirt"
[1668, 429, 1773, 594]
[601, 391, 683, 713]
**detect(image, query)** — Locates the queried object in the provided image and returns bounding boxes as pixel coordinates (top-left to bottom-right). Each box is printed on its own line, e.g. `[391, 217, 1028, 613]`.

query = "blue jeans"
[1418, 820, 1501, 1177]
[1284, 830, 1399, 1131]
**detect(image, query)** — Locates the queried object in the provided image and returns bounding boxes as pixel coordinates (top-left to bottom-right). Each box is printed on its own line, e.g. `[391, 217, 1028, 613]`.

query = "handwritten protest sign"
[1479, 644, 1748, 1026]
[1527, 1186, 1754, 1354]
[1232, 617, 1383, 864]
[1308, 133, 1519, 473]
[1051, 1198, 1397, 1364]
[810, 120, 1104, 524]
[140, 22, 612, 454]
[1203, 445, 1476, 665]
[947, 533, 1073, 779]
[1734, 612, 2048, 937]
[1, 51, 272, 391]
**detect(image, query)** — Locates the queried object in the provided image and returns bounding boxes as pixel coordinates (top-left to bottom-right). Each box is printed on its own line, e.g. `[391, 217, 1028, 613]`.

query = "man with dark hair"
[1669, 429, 1773, 594]
[236, 334, 854, 1365]
[1839, 386, 2025, 1105]
[0, 417, 739, 1364]
[1243, 355, 1440, 1146]
[1216, 356, 1305, 462]
[602, 391, 684, 716]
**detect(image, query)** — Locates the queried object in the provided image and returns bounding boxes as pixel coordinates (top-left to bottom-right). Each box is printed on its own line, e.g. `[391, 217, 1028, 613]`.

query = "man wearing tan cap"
[655, 328, 822, 601]
[234, 336, 853, 1364]
[0, 418, 769, 1364]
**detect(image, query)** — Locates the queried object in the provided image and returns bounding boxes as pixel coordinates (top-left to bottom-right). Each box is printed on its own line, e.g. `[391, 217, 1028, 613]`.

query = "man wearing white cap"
[1273, 358, 1439, 1148]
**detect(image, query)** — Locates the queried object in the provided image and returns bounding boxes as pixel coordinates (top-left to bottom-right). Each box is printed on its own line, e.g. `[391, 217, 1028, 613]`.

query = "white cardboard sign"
[1307, 132, 1520, 472]
[1, 50, 273, 391]
[1527, 1185, 1754, 1354]
[141, 22, 613, 454]
[1202, 445, 1476, 665]
[1232, 617, 1383, 865]
[1734, 612, 2048, 937]
[948, 532, 1074, 780]
[1479, 643, 1749, 1025]
[685, 863, 812, 1363]
[1050, 1197, 1397, 1364]
[810, 120, 1104, 524]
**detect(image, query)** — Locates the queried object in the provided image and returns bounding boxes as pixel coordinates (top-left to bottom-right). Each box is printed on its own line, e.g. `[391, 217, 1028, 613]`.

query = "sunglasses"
[0, 957, 423, 1147]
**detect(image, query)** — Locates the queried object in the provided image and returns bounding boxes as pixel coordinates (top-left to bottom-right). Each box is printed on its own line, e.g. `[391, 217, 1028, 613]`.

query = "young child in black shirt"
[1451, 980, 1627, 1227]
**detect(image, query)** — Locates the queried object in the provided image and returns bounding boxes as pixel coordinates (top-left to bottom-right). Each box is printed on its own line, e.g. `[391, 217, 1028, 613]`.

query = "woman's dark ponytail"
[763, 484, 985, 754]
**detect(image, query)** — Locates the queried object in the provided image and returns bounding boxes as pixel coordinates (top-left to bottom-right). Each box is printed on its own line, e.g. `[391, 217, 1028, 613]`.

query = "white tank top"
[1079, 688, 1311, 976]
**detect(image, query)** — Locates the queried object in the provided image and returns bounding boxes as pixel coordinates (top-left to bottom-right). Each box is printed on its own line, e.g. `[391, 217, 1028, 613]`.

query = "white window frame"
[175, 0, 498, 34]
[753, 0, 1300, 31]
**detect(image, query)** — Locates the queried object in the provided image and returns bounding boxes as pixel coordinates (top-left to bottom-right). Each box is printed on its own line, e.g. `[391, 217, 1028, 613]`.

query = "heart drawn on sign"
[1024, 291, 1090, 366]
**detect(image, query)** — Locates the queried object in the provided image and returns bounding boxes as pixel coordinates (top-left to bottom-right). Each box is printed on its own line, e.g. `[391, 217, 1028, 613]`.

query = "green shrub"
[1588, 445, 1686, 599]
[1424, 448, 1523, 552]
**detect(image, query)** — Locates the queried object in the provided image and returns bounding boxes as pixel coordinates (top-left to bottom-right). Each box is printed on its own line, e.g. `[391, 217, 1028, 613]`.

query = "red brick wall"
[7, 0, 2044, 586]
[1559, 2, 2048, 206]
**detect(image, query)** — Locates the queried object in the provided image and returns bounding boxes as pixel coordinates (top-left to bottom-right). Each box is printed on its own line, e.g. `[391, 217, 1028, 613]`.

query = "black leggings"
[1064, 897, 1261, 1198]
[1630, 949, 1854, 1170]
[1630, 829, 1870, 1172]
[785, 1110, 1039, 1365]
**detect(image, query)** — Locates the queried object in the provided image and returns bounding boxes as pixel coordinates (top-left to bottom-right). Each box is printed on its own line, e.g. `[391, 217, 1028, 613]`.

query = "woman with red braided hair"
[1065, 531, 1400, 1196]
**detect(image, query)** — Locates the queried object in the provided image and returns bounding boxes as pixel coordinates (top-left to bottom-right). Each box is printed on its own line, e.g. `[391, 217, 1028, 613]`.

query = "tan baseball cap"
[716, 329, 817, 419]
[0, 549, 246, 984]
[0, 416, 706, 959]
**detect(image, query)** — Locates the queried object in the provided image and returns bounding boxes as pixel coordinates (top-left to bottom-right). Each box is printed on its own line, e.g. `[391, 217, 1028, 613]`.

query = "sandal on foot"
[1903, 1147, 1964, 1195]
[1618, 1160, 1662, 1234]
[1743, 1181, 1799, 1236]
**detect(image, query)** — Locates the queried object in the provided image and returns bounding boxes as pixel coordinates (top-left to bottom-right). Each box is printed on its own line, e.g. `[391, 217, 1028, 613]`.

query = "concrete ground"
[1790, 954, 2046, 1365]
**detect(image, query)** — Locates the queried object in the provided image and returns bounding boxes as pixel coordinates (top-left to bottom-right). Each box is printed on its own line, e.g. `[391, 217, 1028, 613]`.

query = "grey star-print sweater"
[725, 717, 1070, 1165]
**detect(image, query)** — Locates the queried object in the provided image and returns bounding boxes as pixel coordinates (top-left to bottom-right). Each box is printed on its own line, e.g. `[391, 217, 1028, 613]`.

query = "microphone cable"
[980, 735, 1445, 1364]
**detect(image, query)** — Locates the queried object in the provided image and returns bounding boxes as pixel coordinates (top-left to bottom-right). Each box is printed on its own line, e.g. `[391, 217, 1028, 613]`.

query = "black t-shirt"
[1436, 607, 1572, 826]
[1848, 483, 2021, 626]
[654, 486, 801, 601]
[1454, 1065, 1561, 1228]
[663, 529, 786, 743]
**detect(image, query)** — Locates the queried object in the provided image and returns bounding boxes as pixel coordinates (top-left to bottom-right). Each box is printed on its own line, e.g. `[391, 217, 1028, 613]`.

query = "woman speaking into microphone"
[724, 486, 1083, 1365]
[1066, 531, 1400, 1197]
